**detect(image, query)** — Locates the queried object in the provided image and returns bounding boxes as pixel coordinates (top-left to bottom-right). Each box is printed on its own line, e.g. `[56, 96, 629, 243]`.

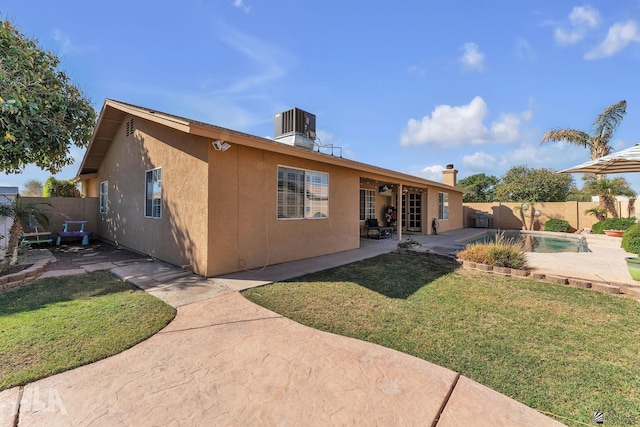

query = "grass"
[0, 271, 176, 390]
[242, 253, 640, 427]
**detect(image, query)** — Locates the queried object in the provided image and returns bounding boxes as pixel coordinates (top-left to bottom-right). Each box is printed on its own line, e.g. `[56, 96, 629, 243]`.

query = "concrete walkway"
[1, 229, 571, 426]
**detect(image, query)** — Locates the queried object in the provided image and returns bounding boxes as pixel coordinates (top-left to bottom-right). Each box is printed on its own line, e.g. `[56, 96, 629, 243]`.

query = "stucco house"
[77, 100, 465, 277]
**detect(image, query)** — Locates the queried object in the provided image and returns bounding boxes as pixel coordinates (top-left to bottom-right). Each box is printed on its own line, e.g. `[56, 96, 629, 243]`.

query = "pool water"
[466, 231, 590, 253]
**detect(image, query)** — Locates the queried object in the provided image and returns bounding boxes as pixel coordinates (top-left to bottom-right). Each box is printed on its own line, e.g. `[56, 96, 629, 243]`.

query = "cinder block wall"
[464, 201, 634, 231]
[20, 197, 98, 239]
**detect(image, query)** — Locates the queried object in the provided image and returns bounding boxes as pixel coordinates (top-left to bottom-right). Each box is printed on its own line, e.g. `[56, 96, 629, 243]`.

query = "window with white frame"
[145, 168, 162, 218]
[438, 192, 449, 220]
[359, 189, 375, 220]
[99, 181, 108, 214]
[277, 166, 329, 219]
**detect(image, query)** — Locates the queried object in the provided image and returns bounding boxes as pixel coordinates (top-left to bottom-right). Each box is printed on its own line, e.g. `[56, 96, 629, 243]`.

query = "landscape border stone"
[0, 257, 53, 293]
[455, 259, 638, 301]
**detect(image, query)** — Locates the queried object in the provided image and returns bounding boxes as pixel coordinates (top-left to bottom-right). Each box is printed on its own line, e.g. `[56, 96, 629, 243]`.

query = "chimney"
[442, 164, 458, 187]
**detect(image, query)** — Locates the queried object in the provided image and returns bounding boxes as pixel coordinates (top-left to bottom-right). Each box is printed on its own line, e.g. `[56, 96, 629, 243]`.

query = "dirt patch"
[0, 263, 32, 277]
[46, 242, 150, 271]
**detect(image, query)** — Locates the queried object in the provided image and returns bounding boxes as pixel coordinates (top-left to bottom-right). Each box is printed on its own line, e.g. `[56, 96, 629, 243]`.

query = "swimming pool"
[465, 231, 591, 253]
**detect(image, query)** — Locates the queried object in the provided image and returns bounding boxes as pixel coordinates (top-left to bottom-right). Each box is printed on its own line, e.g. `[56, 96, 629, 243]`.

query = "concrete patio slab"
[0, 387, 20, 427]
[16, 293, 465, 426]
[437, 376, 564, 426]
[7, 229, 575, 425]
[38, 268, 86, 279]
[82, 261, 118, 272]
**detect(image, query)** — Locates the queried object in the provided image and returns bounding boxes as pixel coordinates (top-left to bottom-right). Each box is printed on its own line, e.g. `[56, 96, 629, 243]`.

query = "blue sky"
[3, 1, 640, 192]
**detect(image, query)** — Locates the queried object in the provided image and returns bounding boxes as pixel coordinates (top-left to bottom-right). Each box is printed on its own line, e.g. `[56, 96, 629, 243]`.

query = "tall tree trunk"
[7, 220, 23, 266]
[518, 208, 528, 230]
[601, 194, 619, 218]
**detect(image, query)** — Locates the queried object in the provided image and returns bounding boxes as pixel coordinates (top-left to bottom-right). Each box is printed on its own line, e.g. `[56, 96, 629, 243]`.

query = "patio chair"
[365, 218, 392, 239]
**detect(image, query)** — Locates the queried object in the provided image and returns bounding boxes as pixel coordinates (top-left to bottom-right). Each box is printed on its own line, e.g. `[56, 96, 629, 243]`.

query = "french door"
[401, 192, 422, 232]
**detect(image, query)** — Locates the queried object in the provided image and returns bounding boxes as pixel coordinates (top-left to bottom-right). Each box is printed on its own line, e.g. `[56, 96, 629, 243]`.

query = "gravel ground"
[43, 242, 150, 271]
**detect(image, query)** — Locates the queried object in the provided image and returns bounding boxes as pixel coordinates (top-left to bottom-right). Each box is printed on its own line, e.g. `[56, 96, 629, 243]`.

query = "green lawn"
[242, 253, 640, 427]
[0, 271, 176, 390]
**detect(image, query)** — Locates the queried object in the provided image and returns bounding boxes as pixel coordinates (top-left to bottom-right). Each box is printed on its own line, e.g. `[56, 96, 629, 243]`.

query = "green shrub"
[457, 243, 491, 263]
[591, 221, 604, 234]
[601, 217, 636, 231]
[622, 223, 640, 255]
[43, 177, 81, 197]
[397, 238, 421, 249]
[544, 219, 570, 233]
[457, 233, 527, 269]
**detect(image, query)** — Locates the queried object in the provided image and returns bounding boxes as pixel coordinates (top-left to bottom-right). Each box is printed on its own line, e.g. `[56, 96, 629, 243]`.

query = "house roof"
[77, 99, 466, 193]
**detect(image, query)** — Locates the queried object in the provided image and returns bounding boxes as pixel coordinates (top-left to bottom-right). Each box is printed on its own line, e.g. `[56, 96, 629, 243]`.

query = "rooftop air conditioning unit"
[274, 108, 316, 150]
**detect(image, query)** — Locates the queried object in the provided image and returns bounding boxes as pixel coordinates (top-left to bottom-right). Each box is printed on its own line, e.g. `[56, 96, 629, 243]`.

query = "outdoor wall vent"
[125, 119, 135, 137]
[274, 108, 316, 150]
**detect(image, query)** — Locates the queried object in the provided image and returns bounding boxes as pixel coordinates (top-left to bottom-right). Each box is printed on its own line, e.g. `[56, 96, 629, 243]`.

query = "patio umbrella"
[558, 143, 640, 174]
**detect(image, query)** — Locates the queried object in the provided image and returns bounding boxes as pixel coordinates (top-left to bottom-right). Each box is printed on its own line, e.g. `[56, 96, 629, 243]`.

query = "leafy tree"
[494, 166, 575, 202]
[458, 173, 499, 202]
[20, 179, 43, 196]
[566, 186, 592, 202]
[541, 100, 627, 160]
[43, 177, 81, 197]
[0, 19, 96, 174]
[582, 176, 635, 218]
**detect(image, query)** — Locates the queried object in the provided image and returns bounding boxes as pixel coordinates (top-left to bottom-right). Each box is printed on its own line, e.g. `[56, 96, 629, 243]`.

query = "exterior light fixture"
[212, 140, 231, 152]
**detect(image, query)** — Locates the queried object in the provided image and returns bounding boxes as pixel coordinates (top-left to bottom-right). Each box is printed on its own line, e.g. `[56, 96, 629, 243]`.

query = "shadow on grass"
[286, 252, 458, 299]
[0, 271, 137, 316]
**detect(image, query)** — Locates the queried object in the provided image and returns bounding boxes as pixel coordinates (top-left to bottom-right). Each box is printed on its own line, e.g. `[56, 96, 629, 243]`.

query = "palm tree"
[541, 100, 627, 160]
[583, 176, 636, 218]
[0, 196, 50, 265]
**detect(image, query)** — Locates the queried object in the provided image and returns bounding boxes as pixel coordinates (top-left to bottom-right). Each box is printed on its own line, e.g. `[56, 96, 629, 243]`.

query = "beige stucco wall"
[89, 116, 209, 273]
[431, 189, 462, 233]
[81, 177, 99, 198]
[206, 144, 361, 276]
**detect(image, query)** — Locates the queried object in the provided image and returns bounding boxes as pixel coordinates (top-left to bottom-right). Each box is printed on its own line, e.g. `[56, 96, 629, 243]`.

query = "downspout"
[397, 184, 403, 241]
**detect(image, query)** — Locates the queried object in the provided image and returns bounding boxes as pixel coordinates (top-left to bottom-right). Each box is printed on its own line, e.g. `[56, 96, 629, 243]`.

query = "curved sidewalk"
[5, 292, 563, 426]
[2, 230, 565, 426]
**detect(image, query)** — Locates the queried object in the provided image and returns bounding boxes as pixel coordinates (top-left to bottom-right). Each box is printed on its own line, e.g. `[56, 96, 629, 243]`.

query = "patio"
[362, 228, 640, 291]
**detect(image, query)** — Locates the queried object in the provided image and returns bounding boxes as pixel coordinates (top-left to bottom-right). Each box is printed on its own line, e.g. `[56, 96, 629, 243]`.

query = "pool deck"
[524, 231, 639, 288]
[398, 228, 640, 291]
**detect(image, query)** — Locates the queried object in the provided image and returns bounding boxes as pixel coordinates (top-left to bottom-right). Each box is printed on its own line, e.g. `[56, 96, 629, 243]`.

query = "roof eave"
[78, 99, 465, 194]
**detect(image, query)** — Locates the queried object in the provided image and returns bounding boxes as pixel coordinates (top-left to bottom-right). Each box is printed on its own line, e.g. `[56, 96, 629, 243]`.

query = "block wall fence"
[463, 201, 635, 231]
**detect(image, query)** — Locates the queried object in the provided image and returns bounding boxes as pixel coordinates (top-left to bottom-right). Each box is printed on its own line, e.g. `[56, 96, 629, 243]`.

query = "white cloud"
[400, 97, 532, 147]
[515, 38, 535, 61]
[402, 164, 445, 182]
[52, 29, 80, 55]
[554, 5, 601, 45]
[462, 152, 500, 172]
[214, 23, 296, 94]
[461, 141, 589, 179]
[233, 0, 251, 13]
[569, 5, 601, 28]
[419, 165, 445, 182]
[401, 97, 489, 146]
[584, 21, 640, 59]
[491, 112, 526, 143]
[460, 42, 484, 71]
[407, 65, 425, 75]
